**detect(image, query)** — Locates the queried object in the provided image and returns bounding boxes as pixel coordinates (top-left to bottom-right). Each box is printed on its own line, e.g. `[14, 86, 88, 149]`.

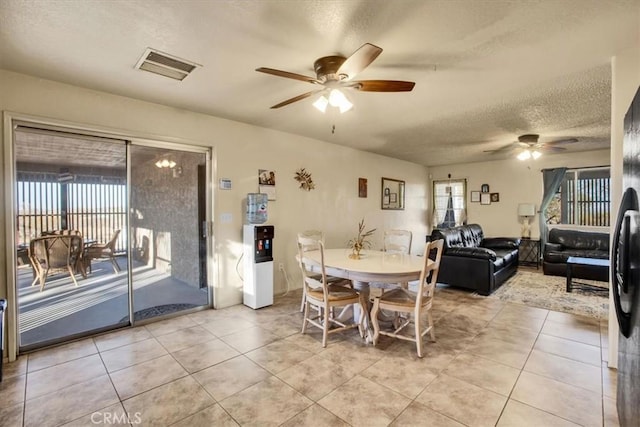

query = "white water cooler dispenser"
[243, 224, 274, 309]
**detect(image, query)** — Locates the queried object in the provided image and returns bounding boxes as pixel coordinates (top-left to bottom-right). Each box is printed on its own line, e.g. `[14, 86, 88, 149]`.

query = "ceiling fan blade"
[256, 67, 319, 84]
[351, 80, 415, 92]
[336, 43, 383, 80]
[484, 144, 516, 154]
[269, 90, 321, 109]
[540, 146, 567, 153]
[546, 137, 578, 146]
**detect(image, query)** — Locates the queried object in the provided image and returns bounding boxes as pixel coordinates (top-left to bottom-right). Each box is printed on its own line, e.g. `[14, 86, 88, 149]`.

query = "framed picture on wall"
[471, 191, 481, 202]
[480, 193, 491, 205]
[490, 192, 500, 202]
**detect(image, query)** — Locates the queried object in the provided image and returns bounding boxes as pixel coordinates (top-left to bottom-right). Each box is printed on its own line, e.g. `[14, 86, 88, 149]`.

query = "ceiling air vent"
[135, 48, 200, 81]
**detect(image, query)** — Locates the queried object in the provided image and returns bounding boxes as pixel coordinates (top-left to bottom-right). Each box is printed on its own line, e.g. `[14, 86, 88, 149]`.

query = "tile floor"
[0, 285, 619, 427]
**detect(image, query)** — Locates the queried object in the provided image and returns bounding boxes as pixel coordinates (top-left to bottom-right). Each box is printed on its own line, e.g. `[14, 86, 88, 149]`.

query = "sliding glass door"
[14, 125, 130, 349]
[12, 122, 212, 351]
[129, 144, 210, 321]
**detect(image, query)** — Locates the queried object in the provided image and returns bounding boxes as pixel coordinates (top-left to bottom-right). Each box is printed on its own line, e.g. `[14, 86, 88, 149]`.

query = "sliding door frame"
[3, 111, 215, 359]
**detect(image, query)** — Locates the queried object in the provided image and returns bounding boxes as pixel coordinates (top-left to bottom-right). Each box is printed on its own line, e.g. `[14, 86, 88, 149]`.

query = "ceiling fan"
[256, 43, 415, 112]
[485, 134, 578, 160]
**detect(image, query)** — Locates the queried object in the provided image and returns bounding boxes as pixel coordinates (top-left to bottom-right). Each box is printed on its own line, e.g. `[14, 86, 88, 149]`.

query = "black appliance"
[612, 85, 640, 427]
[253, 225, 274, 263]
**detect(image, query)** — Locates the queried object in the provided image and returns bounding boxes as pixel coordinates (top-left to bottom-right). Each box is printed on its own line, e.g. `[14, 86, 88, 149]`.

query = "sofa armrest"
[544, 242, 563, 253]
[446, 246, 497, 261]
[482, 237, 521, 250]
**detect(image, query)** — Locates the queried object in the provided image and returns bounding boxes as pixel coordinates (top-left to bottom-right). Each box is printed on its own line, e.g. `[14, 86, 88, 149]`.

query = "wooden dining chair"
[383, 229, 413, 255]
[298, 236, 366, 347]
[370, 239, 444, 357]
[297, 230, 350, 312]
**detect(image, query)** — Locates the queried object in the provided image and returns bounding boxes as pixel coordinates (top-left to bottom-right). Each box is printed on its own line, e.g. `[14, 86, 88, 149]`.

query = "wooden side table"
[519, 238, 540, 269]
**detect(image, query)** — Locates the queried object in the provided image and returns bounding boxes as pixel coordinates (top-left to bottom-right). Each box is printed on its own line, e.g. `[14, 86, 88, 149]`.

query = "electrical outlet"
[278, 263, 284, 271]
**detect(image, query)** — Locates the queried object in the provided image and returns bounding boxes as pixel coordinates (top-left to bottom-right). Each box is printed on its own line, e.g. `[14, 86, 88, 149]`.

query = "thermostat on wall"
[219, 178, 232, 190]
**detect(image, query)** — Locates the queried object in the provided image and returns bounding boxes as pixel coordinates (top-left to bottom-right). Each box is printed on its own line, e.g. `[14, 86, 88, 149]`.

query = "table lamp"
[518, 203, 536, 238]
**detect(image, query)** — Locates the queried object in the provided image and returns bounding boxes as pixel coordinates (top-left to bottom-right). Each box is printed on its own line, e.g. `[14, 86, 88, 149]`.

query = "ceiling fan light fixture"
[531, 150, 542, 159]
[517, 150, 532, 161]
[313, 95, 329, 113]
[328, 89, 353, 113]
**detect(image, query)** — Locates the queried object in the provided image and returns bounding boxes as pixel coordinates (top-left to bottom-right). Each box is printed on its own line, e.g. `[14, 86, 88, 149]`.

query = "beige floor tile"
[428, 324, 477, 353]
[245, 339, 314, 374]
[454, 303, 502, 322]
[109, 354, 188, 399]
[154, 325, 216, 353]
[219, 326, 281, 353]
[172, 403, 240, 427]
[318, 375, 411, 427]
[193, 355, 271, 401]
[187, 308, 232, 325]
[444, 352, 520, 396]
[391, 401, 465, 427]
[603, 363, 617, 400]
[511, 371, 602, 427]
[387, 340, 460, 375]
[283, 329, 340, 353]
[604, 396, 620, 427]
[26, 353, 106, 400]
[361, 355, 438, 399]
[541, 319, 601, 346]
[258, 314, 304, 338]
[547, 310, 600, 326]
[280, 403, 349, 427]
[490, 310, 546, 332]
[200, 316, 256, 337]
[122, 376, 214, 426]
[465, 336, 531, 369]
[61, 402, 130, 426]
[499, 303, 549, 319]
[277, 354, 359, 401]
[435, 311, 488, 335]
[219, 376, 312, 426]
[172, 338, 240, 373]
[534, 333, 602, 366]
[0, 402, 24, 427]
[143, 314, 199, 337]
[93, 326, 152, 352]
[100, 337, 167, 372]
[416, 373, 507, 427]
[0, 374, 26, 409]
[496, 399, 580, 426]
[318, 339, 386, 373]
[473, 323, 539, 348]
[2, 357, 27, 379]
[24, 375, 119, 427]
[27, 338, 97, 372]
[524, 349, 602, 393]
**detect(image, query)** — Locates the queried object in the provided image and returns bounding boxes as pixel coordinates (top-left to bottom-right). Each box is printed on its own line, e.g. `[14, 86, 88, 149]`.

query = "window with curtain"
[433, 179, 467, 228]
[546, 167, 611, 227]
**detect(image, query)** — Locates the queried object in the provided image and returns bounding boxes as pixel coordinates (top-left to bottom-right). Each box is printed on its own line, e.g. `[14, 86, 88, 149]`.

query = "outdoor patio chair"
[84, 229, 121, 274]
[29, 235, 86, 292]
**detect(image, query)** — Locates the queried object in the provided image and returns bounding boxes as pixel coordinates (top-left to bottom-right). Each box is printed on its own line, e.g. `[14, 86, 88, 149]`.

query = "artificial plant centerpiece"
[347, 218, 376, 259]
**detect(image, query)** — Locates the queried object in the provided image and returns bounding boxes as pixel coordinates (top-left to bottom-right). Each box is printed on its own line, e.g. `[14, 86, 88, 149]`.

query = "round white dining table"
[300, 248, 429, 341]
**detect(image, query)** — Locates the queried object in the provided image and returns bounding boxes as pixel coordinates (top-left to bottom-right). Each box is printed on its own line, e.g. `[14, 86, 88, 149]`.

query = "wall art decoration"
[490, 192, 500, 202]
[258, 169, 276, 200]
[470, 191, 480, 202]
[294, 168, 315, 191]
[358, 178, 367, 198]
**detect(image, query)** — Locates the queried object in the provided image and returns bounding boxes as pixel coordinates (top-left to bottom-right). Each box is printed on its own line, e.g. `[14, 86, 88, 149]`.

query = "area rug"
[488, 270, 609, 320]
[120, 303, 200, 322]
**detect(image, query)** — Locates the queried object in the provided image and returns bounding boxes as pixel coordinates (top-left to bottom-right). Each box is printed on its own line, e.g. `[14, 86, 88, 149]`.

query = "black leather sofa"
[543, 228, 609, 281]
[429, 224, 520, 296]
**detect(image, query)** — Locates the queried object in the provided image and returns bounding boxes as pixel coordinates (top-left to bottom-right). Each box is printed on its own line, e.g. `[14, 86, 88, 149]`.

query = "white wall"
[0, 70, 429, 312]
[429, 149, 610, 239]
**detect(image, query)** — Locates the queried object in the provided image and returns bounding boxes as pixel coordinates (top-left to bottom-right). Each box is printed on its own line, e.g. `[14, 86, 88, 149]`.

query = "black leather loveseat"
[543, 228, 609, 281]
[429, 224, 520, 295]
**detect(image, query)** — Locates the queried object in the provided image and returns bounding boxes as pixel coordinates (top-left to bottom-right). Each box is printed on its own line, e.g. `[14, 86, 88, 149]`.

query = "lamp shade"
[518, 203, 536, 216]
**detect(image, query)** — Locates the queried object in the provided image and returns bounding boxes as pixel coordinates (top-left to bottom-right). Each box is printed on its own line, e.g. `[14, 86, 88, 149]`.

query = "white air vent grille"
[135, 48, 200, 81]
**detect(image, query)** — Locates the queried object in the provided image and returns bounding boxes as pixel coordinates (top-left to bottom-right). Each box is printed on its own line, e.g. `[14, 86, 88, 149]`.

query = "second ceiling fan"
[486, 134, 578, 160]
[256, 43, 415, 111]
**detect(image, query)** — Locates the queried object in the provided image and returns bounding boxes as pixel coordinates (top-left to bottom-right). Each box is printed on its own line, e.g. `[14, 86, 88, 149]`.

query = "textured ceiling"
[1, 0, 638, 166]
